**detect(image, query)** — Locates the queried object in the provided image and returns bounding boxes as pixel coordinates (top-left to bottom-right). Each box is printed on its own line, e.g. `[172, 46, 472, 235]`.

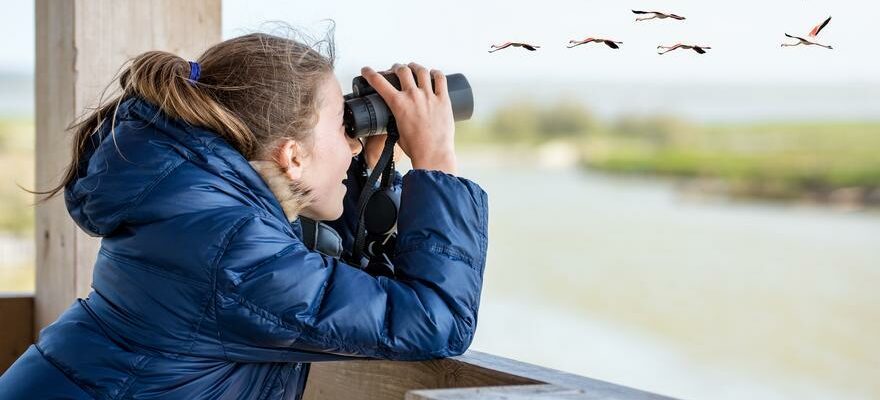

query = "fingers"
[408, 62, 432, 93]
[360, 66, 398, 101]
[393, 63, 417, 91]
[431, 69, 448, 98]
[364, 63, 446, 99]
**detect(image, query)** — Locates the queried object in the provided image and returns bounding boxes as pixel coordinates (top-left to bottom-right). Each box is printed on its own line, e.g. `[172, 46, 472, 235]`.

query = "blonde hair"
[30, 28, 336, 213]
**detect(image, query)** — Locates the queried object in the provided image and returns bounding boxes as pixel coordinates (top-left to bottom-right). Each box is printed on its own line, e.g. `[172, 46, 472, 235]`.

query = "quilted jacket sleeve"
[215, 169, 488, 361]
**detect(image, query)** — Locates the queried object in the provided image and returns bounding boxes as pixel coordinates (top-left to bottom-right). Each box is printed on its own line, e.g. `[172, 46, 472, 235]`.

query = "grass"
[457, 104, 880, 204]
[581, 121, 880, 202]
[0, 117, 35, 236]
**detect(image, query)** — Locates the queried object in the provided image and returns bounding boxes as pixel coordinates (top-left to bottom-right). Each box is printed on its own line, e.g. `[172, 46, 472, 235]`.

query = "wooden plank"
[451, 351, 673, 399]
[303, 353, 539, 400]
[34, 0, 221, 332]
[303, 350, 674, 400]
[407, 384, 590, 400]
[0, 294, 34, 374]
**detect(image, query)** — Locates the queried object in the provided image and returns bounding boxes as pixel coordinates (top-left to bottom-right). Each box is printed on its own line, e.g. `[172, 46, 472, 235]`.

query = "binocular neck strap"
[352, 121, 399, 265]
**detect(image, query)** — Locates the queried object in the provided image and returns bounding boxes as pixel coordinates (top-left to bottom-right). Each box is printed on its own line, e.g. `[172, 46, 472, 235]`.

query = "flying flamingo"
[657, 43, 711, 55]
[632, 10, 686, 22]
[782, 16, 833, 49]
[567, 37, 624, 49]
[488, 42, 541, 53]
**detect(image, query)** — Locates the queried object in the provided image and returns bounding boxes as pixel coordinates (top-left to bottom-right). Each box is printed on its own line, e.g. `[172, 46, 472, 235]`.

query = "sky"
[0, 0, 877, 85]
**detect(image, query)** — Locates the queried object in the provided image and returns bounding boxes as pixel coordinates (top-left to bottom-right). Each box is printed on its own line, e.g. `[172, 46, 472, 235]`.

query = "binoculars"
[341, 70, 474, 278]
[343, 71, 474, 138]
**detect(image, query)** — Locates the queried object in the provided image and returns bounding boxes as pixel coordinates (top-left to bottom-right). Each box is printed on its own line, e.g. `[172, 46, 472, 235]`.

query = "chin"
[326, 207, 344, 221]
[315, 204, 344, 221]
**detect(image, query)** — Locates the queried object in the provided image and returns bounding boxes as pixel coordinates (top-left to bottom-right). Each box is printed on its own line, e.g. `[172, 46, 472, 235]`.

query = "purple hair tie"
[188, 61, 201, 84]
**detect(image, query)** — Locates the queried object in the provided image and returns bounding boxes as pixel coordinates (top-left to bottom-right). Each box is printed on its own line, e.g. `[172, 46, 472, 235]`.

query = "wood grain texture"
[303, 350, 674, 400]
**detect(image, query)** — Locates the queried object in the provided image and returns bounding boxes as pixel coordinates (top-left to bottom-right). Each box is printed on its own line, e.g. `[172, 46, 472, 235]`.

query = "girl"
[0, 31, 488, 399]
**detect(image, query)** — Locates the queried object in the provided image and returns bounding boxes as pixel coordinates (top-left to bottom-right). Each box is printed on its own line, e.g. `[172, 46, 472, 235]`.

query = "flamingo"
[488, 42, 541, 53]
[657, 43, 711, 55]
[567, 37, 623, 49]
[782, 16, 833, 49]
[632, 10, 686, 22]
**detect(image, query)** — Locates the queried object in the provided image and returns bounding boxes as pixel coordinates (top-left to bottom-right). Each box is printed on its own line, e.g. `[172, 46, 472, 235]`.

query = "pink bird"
[657, 43, 711, 55]
[488, 42, 541, 53]
[782, 16, 833, 49]
[567, 37, 624, 49]
[632, 10, 686, 22]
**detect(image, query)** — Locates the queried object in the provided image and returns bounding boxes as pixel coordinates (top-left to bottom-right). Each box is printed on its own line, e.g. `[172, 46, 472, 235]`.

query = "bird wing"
[669, 14, 685, 20]
[658, 43, 683, 53]
[694, 47, 706, 54]
[632, 10, 650, 14]
[522, 44, 538, 51]
[809, 16, 831, 37]
[604, 40, 620, 49]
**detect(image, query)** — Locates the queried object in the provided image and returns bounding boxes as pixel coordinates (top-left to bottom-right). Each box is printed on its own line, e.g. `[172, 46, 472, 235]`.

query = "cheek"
[311, 136, 351, 195]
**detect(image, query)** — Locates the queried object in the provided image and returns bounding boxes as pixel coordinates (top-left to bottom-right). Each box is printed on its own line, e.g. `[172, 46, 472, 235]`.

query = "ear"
[275, 139, 308, 181]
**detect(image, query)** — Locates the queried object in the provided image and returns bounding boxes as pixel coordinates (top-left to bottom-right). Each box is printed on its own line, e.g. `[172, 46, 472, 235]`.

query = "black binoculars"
[343, 71, 474, 138]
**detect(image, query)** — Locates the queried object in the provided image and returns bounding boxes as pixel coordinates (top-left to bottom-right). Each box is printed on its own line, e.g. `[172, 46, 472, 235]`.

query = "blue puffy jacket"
[0, 96, 489, 399]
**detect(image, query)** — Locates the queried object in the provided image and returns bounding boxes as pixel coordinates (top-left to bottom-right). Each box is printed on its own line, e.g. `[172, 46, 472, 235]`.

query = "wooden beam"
[0, 294, 34, 374]
[34, 0, 221, 331]
[407, 384, 590, 400]
[302, 350, 673, 400]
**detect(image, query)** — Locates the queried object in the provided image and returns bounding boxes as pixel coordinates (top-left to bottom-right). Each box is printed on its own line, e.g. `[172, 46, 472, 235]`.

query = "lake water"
[443, 150, 880, 400]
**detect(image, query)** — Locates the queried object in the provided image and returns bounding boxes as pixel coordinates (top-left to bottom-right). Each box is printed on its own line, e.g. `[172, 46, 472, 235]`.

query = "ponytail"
[27, 30, 335, 206]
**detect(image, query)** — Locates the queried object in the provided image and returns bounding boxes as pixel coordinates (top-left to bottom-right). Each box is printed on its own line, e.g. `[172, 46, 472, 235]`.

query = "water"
[447, 150, 880, 400]
[471, 80, 880, 123]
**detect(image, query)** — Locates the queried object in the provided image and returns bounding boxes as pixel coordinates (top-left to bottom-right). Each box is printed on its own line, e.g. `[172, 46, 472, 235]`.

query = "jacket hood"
[63, 96, 294, 238]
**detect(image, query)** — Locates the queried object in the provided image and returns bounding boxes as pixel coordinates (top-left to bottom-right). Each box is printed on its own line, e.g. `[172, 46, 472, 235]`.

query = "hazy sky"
[1, 0, 876, 84]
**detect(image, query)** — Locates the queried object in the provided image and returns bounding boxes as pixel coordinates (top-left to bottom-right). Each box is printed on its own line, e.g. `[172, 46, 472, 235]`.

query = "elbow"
[387, 309, 477, 361]
[437, 309, 477, 358]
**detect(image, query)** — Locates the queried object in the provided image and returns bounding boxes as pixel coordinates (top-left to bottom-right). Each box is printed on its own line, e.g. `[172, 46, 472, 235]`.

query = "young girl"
[0, 32, 488, 399]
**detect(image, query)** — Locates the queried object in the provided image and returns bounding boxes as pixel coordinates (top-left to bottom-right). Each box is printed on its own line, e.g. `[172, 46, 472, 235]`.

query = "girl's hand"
[363, 135, 405, 171]
[360, 62, 457, 175]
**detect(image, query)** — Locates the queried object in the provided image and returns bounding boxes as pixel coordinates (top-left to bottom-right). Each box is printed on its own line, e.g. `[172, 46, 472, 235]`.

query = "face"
[277, 73, 361, 221]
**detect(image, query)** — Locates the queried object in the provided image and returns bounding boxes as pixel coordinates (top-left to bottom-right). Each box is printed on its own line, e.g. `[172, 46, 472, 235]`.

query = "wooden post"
[34, 0, 221, 332]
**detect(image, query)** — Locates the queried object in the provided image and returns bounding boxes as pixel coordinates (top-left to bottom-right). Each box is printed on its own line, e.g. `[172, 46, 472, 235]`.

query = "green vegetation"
[459, 102, 880, 204]
[0, 117, 35, 235]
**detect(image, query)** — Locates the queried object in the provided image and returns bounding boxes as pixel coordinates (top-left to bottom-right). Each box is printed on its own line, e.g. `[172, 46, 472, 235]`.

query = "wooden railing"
[0, 293, 32, 373]
[0, 294, 672, 399]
